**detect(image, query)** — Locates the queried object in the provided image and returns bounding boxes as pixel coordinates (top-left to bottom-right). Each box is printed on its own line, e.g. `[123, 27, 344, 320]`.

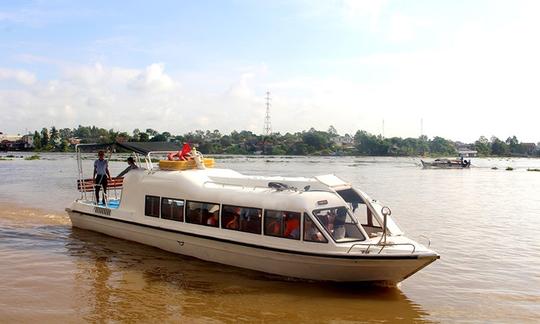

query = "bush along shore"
[5, 125, 540, 158]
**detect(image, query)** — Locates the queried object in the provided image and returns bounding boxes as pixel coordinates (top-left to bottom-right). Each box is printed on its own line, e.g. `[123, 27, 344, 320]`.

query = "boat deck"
[97, 199, 120, 209]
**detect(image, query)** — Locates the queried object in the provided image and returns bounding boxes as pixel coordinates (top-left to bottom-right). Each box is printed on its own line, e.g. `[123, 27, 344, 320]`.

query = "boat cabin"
[74, 143, 402, 249]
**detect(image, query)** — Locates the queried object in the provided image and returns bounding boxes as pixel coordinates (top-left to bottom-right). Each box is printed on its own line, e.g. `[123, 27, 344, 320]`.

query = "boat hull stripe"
[69, 209, 425, 260]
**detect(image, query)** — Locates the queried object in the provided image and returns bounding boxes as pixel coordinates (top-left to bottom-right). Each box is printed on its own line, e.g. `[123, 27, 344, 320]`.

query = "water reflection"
[66, 228, 430, 322]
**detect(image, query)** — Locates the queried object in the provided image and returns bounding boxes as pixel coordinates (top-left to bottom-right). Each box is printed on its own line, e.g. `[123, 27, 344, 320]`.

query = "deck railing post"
[379, 206, 391, 245]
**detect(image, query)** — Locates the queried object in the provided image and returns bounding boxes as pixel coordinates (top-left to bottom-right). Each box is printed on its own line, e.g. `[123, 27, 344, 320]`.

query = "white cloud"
[341, 0, 388, 29]
[386, 13, 416, 42]
[129, 63, 177, 92]
[226, 72, 255, 98]
[0, 68, 37, 85]
[3, 2, 540, 144]
[0, 62, 269, 135]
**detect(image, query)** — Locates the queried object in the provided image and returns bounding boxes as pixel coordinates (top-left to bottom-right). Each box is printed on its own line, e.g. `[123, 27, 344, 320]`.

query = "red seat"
[77, 177, 124, 192]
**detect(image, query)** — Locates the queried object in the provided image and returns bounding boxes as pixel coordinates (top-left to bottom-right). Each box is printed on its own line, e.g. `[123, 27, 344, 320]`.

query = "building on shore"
[0, 132, 34, 150]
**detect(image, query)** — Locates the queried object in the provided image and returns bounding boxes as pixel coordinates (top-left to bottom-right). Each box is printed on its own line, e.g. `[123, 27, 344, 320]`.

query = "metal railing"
[346, 242, 417, 255]
[418, 235, 432, 248]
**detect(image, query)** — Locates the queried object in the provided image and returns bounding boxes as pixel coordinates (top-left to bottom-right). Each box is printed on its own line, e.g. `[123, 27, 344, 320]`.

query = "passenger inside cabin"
[117, 157, 138, 177]
[226, 207, 241, 230]
[206, 205, 219, 227]
[284, 213, 300, 239]
[319, 210, 335, 233]
[333, 207, 347, 240]
[304, 216, 326, 242]
[265, 216, 282, 236]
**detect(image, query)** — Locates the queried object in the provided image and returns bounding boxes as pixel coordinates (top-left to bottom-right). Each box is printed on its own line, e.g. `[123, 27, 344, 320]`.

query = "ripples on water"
[0, 206, 427, 323]
[1, 153, 539, 322]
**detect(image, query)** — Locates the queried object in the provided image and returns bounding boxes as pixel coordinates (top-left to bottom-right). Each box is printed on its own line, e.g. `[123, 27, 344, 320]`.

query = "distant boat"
[421, 158, 471, 169]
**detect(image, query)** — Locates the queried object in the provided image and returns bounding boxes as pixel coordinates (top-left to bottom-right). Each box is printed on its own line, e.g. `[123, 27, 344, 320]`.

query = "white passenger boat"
[66, 142, 439, 284]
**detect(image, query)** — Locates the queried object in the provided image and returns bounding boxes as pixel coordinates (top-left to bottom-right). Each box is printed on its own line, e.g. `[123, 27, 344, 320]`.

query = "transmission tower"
[264, 91, 272, 136]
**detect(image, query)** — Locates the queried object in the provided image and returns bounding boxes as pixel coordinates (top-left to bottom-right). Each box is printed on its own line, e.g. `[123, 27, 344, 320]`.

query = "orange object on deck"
[167, 143, 192, 161]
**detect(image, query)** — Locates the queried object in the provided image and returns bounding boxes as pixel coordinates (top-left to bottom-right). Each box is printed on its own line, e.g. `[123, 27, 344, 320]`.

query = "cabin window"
[144, 195, 160, 217]
[336, 188, 365, 205]
[186, 201, 220, 227]
[303, 213, 327, 243]
[313, 207, 365, 242]
[222, 205, 262, 234]
[336, 188, 381, 230]
[264, 210, 301, 240]
[161, 198, 184, 222]
[352, 204, 381, 228]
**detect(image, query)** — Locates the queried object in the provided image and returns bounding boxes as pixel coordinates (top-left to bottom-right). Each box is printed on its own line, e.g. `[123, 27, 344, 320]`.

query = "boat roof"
[126, 167, 351, 212]
[153, 167, 353, 196]
[77, 141, 183, 154]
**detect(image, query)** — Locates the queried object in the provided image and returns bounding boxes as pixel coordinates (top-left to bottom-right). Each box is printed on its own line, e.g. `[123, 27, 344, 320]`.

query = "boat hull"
[67, 209, 438, 283]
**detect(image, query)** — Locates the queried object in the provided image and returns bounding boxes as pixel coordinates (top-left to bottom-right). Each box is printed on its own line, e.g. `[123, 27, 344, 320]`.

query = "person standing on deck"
[93, 150, 111, 204]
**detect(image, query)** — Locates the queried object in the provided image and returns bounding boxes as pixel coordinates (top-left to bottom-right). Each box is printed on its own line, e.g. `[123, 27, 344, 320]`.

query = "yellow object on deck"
[159, 158, 215, 170]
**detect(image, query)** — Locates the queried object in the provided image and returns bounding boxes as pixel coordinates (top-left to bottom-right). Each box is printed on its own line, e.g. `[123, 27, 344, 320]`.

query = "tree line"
[30, 125, 539, 157]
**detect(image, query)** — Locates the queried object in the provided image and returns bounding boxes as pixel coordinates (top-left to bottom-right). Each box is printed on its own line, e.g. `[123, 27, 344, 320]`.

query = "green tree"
[302, 132, 327, 152]
[491, 137, 509, 156]
[49, 126, 59, 148]
[139, 132, 149, 142]
[354, 131, 389, 155]
[327, 125, 338, 137]
[33, 131, 42, 150]
[429, 136, 456, 155]
[150, 133, 167, 142]
[146, 128, 158, 137]
[474, 136, 491, 156]
[59, 128, 72, 140]
[40, 128, 49, 148]
[132, 128, 140, 139]
[220, 135, 232, 147]
[59, 139, 70, 152]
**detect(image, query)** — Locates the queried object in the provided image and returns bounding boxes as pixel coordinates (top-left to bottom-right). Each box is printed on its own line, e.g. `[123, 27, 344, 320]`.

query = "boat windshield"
[312, 206, 365, 242]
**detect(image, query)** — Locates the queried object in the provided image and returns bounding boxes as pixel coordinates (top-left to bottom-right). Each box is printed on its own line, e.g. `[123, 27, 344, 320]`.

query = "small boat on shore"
[421, 158, 471, 169]
[66, 142, 439, 284]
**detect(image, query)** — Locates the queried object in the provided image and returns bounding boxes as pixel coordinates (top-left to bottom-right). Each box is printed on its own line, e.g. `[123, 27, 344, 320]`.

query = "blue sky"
[1, 0, 539, 142]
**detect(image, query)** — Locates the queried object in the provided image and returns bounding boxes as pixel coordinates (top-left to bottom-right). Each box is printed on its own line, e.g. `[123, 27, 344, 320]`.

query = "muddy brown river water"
[0, 153, 539, 322]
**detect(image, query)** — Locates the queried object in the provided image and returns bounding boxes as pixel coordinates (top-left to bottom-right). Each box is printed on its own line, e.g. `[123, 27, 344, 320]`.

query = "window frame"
[160, 197, 185, 222]
[311, 207, 366, 243]
[185, 200, 221, 227]
[221, 204, 262, 234]
[263, 209, 301, 241]
[144, 195, 160, 218]
[302, 212, 328, 243]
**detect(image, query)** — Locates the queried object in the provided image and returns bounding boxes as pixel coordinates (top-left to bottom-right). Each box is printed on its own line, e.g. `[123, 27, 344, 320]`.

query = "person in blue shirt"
[93, 150, 111, 204]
